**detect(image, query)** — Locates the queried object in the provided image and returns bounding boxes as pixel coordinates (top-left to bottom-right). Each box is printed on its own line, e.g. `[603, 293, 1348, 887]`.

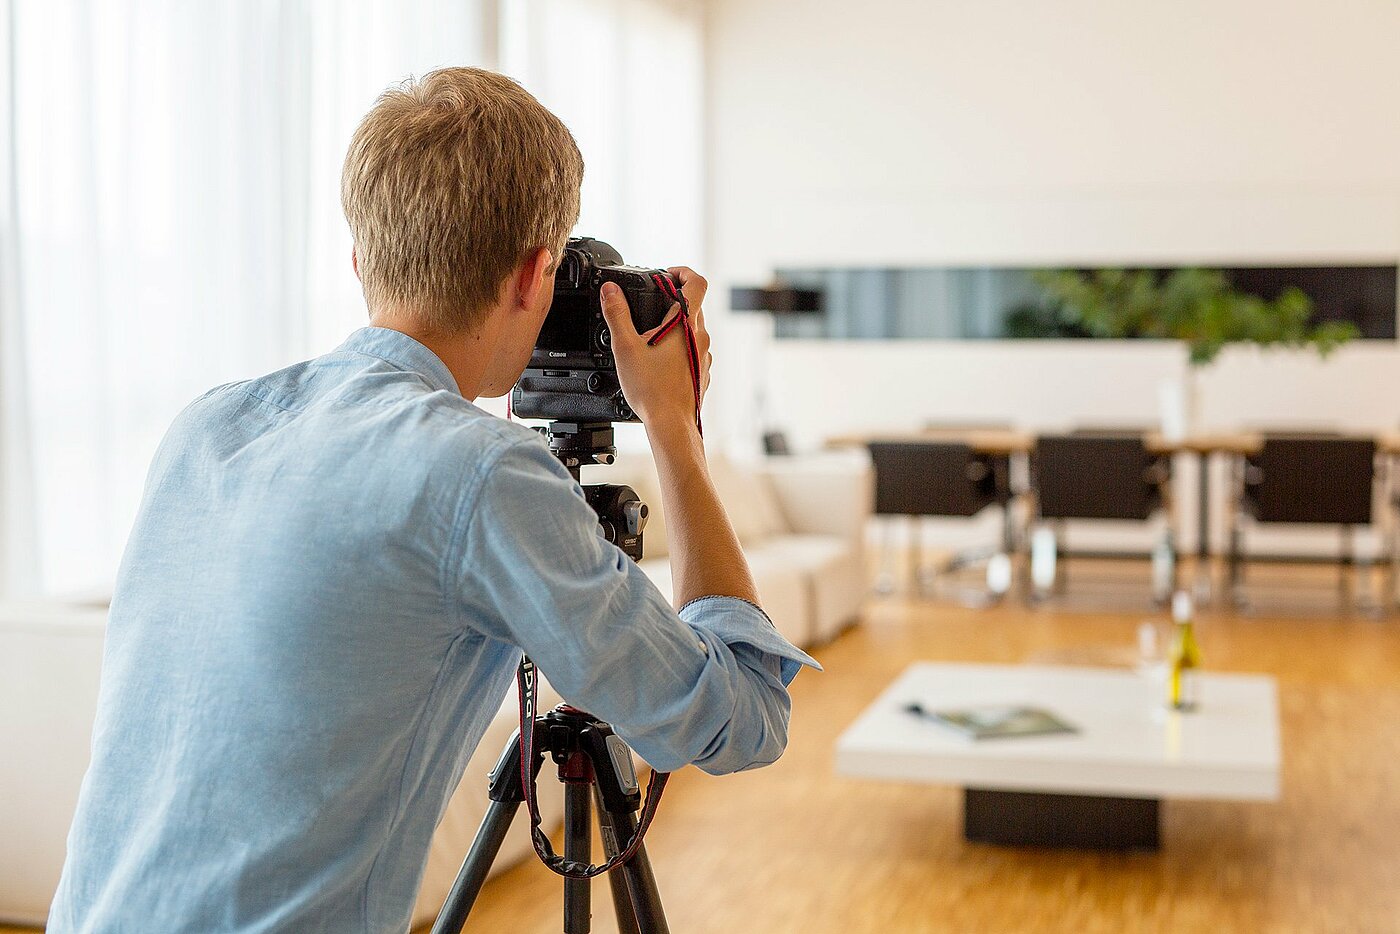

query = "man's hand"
[600, 266, 757, 608]
[600, 267, 712, 432]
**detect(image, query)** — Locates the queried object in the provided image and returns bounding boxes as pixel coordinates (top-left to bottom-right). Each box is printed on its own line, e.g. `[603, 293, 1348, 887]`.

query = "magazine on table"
[903, 701, 1078, 740]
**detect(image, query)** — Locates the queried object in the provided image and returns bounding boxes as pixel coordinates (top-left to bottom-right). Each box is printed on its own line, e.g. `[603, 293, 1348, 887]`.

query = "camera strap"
[646, 273, 703, 438]
[515, 655, 669, 879]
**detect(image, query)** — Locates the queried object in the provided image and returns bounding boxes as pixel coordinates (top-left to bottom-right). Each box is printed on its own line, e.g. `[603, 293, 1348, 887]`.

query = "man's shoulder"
[431, 408, 551, 471]
[168, 360, 549, 485]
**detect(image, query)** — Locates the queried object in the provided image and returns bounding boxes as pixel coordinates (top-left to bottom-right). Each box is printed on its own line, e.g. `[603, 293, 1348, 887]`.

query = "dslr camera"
[511, 237, 676, 423]
[511, 237, 678, 563]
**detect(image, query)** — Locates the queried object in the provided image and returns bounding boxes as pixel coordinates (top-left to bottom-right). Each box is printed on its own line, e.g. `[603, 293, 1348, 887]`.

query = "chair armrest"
[758, 452, 874, 539]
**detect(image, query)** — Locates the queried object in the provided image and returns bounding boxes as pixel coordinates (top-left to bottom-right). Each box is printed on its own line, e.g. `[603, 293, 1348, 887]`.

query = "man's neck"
[368, 308, 498, 400]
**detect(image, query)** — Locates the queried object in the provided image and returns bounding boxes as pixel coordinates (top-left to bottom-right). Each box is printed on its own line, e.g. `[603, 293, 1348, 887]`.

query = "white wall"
[706, 0, 1400, 279]
[704, 0, 1400, 555]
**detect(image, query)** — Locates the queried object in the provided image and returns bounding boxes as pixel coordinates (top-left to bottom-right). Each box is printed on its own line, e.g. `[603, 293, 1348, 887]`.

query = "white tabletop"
[835, 663, 1280, 801]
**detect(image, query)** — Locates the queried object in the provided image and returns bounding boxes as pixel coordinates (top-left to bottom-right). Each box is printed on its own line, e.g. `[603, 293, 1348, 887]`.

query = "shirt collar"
[334, 327, 461, 396]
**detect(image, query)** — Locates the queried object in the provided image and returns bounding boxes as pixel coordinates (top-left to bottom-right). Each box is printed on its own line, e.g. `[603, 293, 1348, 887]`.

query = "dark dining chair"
[1029, 434, 1177, 603]
[867, 441, 1011, 599]
[1228, 434, 1379, 611]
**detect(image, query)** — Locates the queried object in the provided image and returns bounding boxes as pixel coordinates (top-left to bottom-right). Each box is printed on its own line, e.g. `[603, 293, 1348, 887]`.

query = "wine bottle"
[1167, 590, 1201, 711]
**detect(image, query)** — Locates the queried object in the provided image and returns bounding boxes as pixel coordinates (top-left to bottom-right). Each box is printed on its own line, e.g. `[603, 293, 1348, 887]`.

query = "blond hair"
[341, 67, 583, 331]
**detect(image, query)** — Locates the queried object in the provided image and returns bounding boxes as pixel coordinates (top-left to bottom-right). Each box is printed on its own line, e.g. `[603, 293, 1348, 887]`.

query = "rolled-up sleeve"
[450, 435, 821, 775]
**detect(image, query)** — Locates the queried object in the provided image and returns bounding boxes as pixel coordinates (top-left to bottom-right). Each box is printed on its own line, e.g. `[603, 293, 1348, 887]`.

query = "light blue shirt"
[50, 327, 818, 934]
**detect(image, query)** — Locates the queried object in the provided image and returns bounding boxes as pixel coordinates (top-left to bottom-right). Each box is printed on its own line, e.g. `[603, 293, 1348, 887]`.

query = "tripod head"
[539, 420, 649, 563]
[539, 420, 618, 479]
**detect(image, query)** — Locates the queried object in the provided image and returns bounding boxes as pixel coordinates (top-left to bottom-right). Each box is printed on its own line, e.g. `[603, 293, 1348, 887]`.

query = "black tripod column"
[561, 752, 594, 933]
[595, 787, 642, 934]
[429, 798, 520, 934]
[432, 706, 671, 934]
[430, 727, 542, 934]
[600, 805, 667, 932]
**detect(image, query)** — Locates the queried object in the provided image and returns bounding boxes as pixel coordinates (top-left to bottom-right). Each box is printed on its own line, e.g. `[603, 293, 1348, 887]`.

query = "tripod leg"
[564, 782, 593, 934]
[600, 804, 670, 934]
[594, 786, 641, 934]
[430, 798, 521, 934]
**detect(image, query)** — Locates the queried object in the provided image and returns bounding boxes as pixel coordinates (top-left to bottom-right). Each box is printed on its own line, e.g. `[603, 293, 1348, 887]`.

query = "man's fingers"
[639, 303, 683, 344]
[599, 282, 639, 348]
[667, 267, 707, 341]
[667, 266, 707, 313]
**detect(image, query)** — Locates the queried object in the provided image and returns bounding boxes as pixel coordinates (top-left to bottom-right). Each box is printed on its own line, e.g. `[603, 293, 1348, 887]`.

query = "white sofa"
[0, 602, 110, 925]
[595, 450, 873, 648]
[0, 452, 872, 927]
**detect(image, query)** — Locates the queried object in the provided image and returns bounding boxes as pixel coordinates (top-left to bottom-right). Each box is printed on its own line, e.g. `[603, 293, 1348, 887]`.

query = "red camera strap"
[646, 272, 703, 438]
[516, 657, 669, 879]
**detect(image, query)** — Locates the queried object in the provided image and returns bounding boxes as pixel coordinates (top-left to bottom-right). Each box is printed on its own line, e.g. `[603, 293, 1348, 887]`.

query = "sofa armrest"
[0, 602, 109, 924]
[759, 452, 874, 540]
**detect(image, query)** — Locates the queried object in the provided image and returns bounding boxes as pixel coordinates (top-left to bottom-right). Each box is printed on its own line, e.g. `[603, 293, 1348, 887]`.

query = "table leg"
[995, 455, 1016, 555]
[1194, 451, 1212, 603]
[963, 788, 1160, 850]
[1226, 454, 1245, 603]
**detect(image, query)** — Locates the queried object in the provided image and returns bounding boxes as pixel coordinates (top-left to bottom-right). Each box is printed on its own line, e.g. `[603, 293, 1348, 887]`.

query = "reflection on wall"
[774, 265, 1398, 341]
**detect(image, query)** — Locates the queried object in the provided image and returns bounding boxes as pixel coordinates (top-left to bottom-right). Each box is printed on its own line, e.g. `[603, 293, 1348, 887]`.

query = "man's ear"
[514, 246, 555, 312]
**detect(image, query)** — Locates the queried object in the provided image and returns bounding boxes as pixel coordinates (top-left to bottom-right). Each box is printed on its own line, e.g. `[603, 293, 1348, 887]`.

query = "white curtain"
[499, 0, 704, 270]
[0, 0, 703, 596]
[2, 0, 489, 595]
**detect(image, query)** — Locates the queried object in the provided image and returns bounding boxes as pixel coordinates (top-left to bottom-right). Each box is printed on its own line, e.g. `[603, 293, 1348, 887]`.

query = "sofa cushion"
[760, 451, 874, 539]
[707, 454, 787, 546]
[746, 534, 865, 644]
[748, 533, 849, 571]
[638, 556, 813, 649]
[593, 452, 790, 558]
[0, 607, 109, 924]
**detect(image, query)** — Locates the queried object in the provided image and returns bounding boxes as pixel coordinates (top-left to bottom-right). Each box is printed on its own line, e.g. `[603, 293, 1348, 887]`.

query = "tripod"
[429, 698, 669, 934]
[431, 421, 670, 934]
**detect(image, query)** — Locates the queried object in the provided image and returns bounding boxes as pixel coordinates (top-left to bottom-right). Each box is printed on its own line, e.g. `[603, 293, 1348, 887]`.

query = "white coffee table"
[835, 663, 1281, 849]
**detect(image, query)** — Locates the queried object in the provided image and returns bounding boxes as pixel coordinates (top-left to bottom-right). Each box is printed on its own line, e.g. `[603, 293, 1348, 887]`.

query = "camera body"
[511, 237, 674, 423]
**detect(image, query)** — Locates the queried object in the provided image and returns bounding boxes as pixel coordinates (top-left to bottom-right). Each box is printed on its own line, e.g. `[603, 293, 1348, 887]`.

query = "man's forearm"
[645, 420, 761, 609]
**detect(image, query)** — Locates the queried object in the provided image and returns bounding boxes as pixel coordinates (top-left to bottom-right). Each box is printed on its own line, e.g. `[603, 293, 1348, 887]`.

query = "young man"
[50, 68, 817, 933]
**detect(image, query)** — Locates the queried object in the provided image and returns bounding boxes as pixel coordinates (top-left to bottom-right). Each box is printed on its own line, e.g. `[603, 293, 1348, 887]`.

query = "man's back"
[51, 329, 534, 931]
[51, 327, 816, 933]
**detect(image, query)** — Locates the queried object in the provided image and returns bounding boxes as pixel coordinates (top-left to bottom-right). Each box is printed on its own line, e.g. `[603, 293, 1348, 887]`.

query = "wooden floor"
[442, 571, 1400, 934]
[9, 567, 1400, 933]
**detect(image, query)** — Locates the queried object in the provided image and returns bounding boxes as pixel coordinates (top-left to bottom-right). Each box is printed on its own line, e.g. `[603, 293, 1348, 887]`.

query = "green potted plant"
[1033, 267, 1359, 434]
